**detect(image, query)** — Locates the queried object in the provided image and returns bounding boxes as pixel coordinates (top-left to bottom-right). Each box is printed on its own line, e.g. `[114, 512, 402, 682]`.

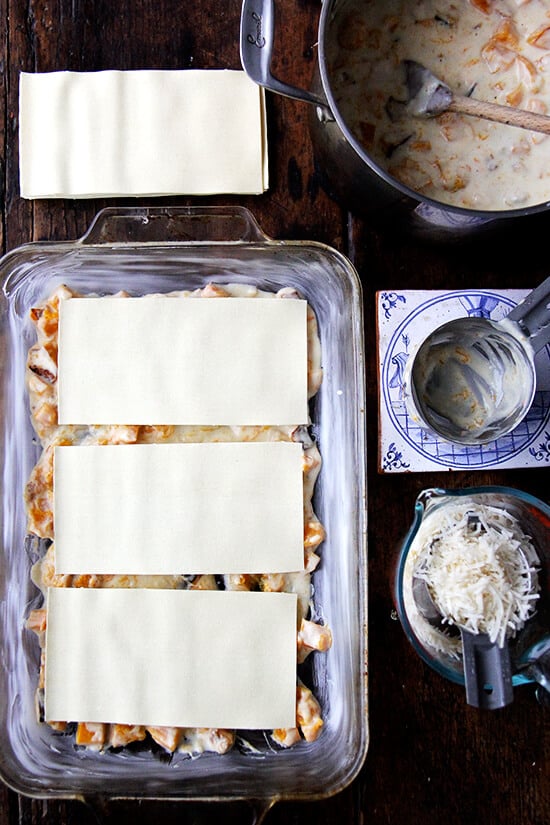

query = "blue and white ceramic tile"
[377, 289, 550, 473]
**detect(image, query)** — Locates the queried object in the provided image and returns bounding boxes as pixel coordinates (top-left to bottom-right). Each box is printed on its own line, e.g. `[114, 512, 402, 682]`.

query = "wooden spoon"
[403, 59, 550, 135]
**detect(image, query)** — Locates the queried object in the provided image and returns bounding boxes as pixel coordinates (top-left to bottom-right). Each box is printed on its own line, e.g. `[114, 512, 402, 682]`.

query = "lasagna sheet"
[57, 297, 308, 425]
[45, 588, 298, 729]
[20, 70, 268, 197]
[54, 442, 305, 575]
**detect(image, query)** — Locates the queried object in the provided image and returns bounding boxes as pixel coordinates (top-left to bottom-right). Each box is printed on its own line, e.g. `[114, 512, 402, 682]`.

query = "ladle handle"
[506, 275, 550, 352]
[461, 630, 514, 710]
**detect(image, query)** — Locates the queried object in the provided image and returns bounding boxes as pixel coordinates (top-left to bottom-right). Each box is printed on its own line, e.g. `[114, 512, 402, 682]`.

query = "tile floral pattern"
[377, 289, 550, 472]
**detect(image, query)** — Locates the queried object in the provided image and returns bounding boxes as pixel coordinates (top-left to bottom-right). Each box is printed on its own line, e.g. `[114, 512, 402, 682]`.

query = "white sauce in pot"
[327, 0, 550, 210]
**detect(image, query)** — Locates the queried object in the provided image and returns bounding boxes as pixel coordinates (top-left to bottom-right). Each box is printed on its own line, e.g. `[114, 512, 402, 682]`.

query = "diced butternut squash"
[76, 722, 108, 748]
[296, 684, 324, 742]
[26, 608, 47, 634]
[272, 727, 302, 748]
[147, 726, 181, 752]
[110, 724, 147, 748]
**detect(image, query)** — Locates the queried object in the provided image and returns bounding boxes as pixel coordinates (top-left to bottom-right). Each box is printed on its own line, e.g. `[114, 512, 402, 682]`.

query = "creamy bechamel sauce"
[328, 0, 550, 209]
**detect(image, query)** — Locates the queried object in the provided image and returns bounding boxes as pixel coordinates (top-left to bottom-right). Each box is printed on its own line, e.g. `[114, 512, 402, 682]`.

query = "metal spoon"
[412, 575, 514, 709]
[407, 276, 550, 445]
[402, 60, 550, 136]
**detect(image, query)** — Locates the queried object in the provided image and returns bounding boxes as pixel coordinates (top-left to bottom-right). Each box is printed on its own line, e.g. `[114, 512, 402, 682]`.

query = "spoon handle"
[449, 94, 550, 135]
[461, 629, 514, 710]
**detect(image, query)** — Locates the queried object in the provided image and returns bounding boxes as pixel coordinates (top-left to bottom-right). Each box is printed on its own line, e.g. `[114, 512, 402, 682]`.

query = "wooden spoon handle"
[449, 94, 550, 135]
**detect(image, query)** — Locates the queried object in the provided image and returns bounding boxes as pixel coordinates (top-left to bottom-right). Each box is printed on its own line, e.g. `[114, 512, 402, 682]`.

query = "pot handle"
[240, 0, 331, 114]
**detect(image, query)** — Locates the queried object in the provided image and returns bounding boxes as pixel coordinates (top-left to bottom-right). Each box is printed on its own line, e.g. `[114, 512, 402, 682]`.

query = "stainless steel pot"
[240, 0, 550, 239]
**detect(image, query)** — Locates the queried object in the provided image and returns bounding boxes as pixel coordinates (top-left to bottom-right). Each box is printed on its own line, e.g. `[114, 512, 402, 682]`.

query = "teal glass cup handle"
[394, 486, 550, 691]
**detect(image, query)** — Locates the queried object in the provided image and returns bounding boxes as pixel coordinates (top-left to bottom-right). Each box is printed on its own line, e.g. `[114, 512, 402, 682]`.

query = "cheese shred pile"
[414, 504, 540, 649]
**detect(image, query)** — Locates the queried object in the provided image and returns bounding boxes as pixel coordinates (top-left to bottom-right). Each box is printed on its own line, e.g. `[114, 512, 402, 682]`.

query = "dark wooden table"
[1, 1, 549, 823]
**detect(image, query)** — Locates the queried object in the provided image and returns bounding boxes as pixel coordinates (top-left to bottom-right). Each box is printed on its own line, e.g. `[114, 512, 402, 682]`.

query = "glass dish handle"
[80, 206, 270, 245]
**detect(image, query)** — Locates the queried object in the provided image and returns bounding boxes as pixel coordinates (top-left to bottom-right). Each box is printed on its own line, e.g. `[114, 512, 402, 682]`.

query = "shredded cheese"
[413, 503, 540, 648]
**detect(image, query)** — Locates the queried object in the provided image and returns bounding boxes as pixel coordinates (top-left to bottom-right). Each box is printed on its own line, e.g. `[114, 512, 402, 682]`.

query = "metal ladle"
[408, 277, 550, 445]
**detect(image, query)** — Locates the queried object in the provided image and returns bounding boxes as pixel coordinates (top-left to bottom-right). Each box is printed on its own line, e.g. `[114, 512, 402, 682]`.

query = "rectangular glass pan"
[0, 206, 367, 805]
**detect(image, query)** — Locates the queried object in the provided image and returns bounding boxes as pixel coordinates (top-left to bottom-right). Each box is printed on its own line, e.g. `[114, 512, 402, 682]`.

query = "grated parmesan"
[413, 504, 540, 649]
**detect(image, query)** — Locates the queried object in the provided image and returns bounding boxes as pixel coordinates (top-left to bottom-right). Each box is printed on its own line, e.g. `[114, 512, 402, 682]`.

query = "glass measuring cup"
[394, 487, 550, 695]
[407, 277, 550, 445]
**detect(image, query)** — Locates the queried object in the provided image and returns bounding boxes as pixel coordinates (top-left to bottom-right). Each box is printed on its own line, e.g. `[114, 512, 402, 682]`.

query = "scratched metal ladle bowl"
[408, 277, 550, 445]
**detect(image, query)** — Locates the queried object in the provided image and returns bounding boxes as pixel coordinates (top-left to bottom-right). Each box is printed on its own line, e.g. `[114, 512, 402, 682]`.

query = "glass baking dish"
[0, 206, 367, 810]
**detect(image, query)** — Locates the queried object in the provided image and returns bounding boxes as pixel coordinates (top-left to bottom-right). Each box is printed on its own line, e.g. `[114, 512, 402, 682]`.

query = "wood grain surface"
[1, 1, 549, 824]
